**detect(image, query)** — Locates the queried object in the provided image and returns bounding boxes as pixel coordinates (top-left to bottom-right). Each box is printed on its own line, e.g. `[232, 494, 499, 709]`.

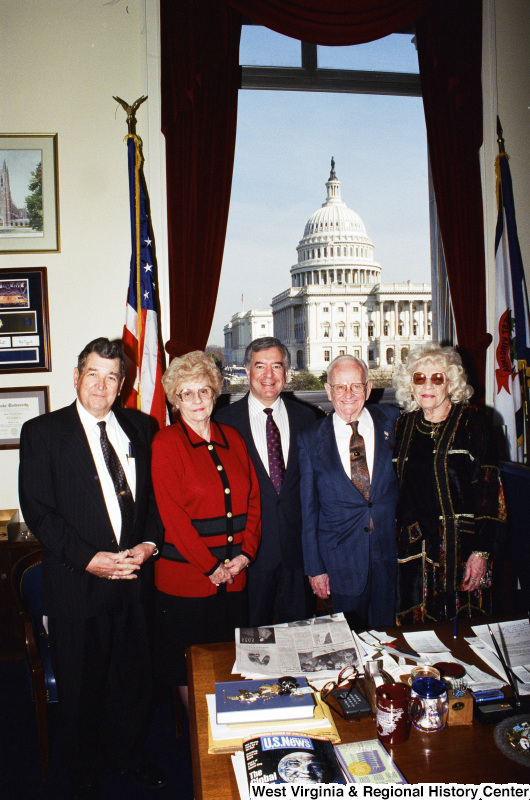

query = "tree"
[286, 370, 323, 390]
[25, 162, 43, 231]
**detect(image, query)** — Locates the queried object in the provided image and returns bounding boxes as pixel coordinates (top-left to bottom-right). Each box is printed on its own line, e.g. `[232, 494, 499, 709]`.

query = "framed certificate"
[0, 386, 50, 449]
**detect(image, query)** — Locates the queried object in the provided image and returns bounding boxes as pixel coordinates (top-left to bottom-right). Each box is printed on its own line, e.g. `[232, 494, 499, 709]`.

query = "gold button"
[217, 465, 223, 471]
[227, 511, 232, 518]
[225, 488, 230, 494]
[224, 559, 230, 564]
[228, 536, 233, 543]
[208, 444, 213, 451]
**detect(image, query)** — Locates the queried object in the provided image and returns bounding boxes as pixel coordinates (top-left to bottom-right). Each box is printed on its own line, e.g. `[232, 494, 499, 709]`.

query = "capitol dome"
[291, 158, 381, 287]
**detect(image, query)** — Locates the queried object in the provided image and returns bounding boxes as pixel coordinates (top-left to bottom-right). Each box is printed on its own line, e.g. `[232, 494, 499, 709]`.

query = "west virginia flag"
[494, 142, 530, 462]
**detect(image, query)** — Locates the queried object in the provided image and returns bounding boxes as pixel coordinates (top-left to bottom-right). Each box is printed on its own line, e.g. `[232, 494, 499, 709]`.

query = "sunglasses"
[412, 372, 446, 386]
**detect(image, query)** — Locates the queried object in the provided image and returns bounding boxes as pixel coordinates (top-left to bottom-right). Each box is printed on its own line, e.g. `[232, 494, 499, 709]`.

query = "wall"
[0, 0, 155, 509]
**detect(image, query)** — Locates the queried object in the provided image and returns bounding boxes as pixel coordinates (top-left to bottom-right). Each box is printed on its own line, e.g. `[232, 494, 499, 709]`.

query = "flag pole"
[114, 96, 148, 408]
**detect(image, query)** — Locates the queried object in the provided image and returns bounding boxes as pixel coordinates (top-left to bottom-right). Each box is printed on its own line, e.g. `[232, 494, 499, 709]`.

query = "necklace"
[416, 413, 447, 442]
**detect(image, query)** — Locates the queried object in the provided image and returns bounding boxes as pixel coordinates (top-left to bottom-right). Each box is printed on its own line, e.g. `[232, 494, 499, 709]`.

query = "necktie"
[349, 421, 370, 501]
[98, 421, 134, 543]
[264, 408, 286, 494]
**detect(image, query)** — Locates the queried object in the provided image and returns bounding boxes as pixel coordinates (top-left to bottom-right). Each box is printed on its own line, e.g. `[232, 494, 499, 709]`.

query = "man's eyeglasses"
[330, 383, 366, 396]
[319, 665, 362, 720]
[177, 387, 214, 403]
[412, 372, 446, 386]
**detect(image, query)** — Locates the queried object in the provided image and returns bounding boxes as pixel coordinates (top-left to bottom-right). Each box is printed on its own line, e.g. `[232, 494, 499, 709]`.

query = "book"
[206, 692, 341, 755]
[242, 732, 347, 786]
[215, 677, 315, 724]
[334, 739, 407, 783]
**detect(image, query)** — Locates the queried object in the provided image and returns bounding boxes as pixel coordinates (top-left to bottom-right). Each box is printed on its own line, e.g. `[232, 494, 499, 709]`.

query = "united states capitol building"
[224, 160, 431, 374]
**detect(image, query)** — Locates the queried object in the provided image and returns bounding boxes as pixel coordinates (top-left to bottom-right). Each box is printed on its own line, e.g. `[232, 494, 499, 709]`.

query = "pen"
[381, 642, 421, 659]
[487, 625, 521, 708]
[453, 616, 458, 639]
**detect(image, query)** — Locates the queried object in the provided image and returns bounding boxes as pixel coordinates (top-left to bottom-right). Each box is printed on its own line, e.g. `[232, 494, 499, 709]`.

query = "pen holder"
[447, 689, 473, 726]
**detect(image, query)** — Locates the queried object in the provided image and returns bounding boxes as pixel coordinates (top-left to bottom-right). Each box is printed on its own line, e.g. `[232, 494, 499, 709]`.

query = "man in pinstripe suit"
[19, 338, 164, 800]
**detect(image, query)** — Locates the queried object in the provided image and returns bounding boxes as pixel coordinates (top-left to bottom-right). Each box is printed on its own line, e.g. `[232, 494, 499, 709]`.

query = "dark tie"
[98, 421, 134, 544]
[349, 421, 370, 502]
[264, 408, 286, 494]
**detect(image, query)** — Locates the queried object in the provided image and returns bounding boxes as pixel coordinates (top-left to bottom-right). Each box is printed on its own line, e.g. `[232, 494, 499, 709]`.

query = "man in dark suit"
[19, 337, 165, 799]
[215, 337, 319, 626]
[299, 354, 399, 629]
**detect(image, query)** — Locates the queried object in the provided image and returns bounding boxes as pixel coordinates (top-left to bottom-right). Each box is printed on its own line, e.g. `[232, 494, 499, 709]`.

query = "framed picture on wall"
[0, 267, 51, 372]
[0, 133, 60, 253]
[0, 386, 50, 449]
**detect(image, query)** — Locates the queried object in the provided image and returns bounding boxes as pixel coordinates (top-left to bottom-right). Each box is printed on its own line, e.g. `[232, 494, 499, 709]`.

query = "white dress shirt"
[332, 406, 375, 481]
[77, 400, 136, 544]
[248, 392, 290, 474]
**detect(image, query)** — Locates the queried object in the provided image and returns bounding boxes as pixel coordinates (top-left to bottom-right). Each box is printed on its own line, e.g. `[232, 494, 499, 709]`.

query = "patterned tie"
[98, 421, 134, 543]
[349, 421, 370, 501]
[264, 408, 286, 494]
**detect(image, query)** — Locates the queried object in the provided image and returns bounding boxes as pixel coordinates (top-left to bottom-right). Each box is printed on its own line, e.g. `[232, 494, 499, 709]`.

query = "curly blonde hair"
[161, 351, 223, 408]
[392, 341, 474, 412]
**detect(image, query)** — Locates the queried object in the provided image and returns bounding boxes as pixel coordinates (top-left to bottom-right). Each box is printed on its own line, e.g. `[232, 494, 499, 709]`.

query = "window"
[401, 347, 409, 362]
[339, 349, 345, 355]
[368, 323, 374, 337]
[338, 306, 344, 313]
[353, 306, 359, 312]
[383, 323, 389, 336]
[398, 323, 404, 335]
[353, 324, 360, 337]
[338, 328, 345, 337]
[323, 306, 329, 313]
[413, 323, 418, 335]
[323, 328, 329, 337]
[368, 349, 374, 361]
[386, 348, 394, 365]
[354, 349, 360, 358]
[324, 350, 330, 362]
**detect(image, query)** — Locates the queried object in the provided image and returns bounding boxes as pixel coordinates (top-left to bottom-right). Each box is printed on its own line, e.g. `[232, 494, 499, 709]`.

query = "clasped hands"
[209, 554, 250, 587]
[86, 543, 156, 580]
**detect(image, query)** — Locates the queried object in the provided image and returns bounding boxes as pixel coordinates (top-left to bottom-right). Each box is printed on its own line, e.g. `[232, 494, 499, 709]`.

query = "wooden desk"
[187, 619, 530, 798]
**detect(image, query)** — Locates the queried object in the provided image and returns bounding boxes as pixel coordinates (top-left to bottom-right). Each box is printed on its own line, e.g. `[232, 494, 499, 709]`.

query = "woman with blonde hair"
[152, 351, 261, 706]
[392, 342, 506, 623]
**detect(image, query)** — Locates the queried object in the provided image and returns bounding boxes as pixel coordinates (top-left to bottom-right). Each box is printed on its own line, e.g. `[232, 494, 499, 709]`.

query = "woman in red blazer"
[152, 351, 261, 709]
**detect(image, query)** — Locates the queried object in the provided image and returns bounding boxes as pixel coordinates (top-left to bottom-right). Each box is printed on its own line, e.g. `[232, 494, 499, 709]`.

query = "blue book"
[215, 677, 315, 724]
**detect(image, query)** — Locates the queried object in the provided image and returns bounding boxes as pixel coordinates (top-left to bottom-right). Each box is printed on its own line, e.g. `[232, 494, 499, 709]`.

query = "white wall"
[0, 0, 156, 509]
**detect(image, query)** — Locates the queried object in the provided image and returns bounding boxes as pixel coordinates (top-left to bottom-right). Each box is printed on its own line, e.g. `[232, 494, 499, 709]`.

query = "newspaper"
[235, 613, 359, 680]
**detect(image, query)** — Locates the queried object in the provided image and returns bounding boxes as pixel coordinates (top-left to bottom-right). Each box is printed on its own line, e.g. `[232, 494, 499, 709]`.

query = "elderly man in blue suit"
[298, 354, 399, 628]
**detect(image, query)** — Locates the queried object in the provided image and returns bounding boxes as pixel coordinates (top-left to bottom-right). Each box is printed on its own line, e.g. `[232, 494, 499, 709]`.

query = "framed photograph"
[0, 134, 59, 253]
[0, 267, 51, 372]
[0, 386, 50, 449]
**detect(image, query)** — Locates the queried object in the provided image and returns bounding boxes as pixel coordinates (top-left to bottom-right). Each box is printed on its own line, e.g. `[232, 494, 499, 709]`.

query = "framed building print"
[0, 386, 50, 449]
[0, 267, 51, 372]
[0, 134, 60, 253]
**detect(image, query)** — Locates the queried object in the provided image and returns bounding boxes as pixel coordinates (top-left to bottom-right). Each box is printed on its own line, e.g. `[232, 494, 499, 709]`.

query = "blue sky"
[208, 30, 430, 345]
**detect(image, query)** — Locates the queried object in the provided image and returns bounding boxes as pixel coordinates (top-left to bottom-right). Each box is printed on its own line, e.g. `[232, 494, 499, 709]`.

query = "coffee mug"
[409, 677, 448, 732]
[375, 683, 411, 745]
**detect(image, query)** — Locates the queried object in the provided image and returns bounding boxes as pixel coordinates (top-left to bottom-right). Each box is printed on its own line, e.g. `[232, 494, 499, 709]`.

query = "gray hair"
[392, 341, 474, 411]
[326, 354, 368, 383]
[77, 338, 125, 380]
[162, 350, 223, 407]
[244, 337, 290, 370]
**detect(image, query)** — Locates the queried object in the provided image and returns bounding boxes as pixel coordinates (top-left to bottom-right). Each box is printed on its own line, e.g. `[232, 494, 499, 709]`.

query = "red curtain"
[161, 0, 241, 357]
[416, 0, 488, 393]
[161, 0, 488, 391]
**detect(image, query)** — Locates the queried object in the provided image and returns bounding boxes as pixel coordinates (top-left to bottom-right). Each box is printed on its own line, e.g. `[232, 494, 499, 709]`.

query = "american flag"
[122, 135, 168, 430]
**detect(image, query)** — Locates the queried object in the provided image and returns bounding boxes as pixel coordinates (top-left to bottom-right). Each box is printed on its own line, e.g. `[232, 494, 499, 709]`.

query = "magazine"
[241, 732, 347, 786]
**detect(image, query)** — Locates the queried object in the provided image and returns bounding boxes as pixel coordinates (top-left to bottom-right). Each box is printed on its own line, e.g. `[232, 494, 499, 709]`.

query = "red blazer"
[152, 418, 261, 597]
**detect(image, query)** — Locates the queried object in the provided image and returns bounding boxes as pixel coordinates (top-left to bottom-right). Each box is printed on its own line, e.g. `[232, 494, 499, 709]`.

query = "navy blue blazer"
[19, 402, 163, 618]
[298, 404, 400, 596]
[215, 393, 320, 572]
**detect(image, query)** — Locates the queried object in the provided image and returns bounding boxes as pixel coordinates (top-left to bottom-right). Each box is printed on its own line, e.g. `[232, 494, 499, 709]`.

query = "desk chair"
[11, 549, 57, 781]
[500, 460, 530, 617]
